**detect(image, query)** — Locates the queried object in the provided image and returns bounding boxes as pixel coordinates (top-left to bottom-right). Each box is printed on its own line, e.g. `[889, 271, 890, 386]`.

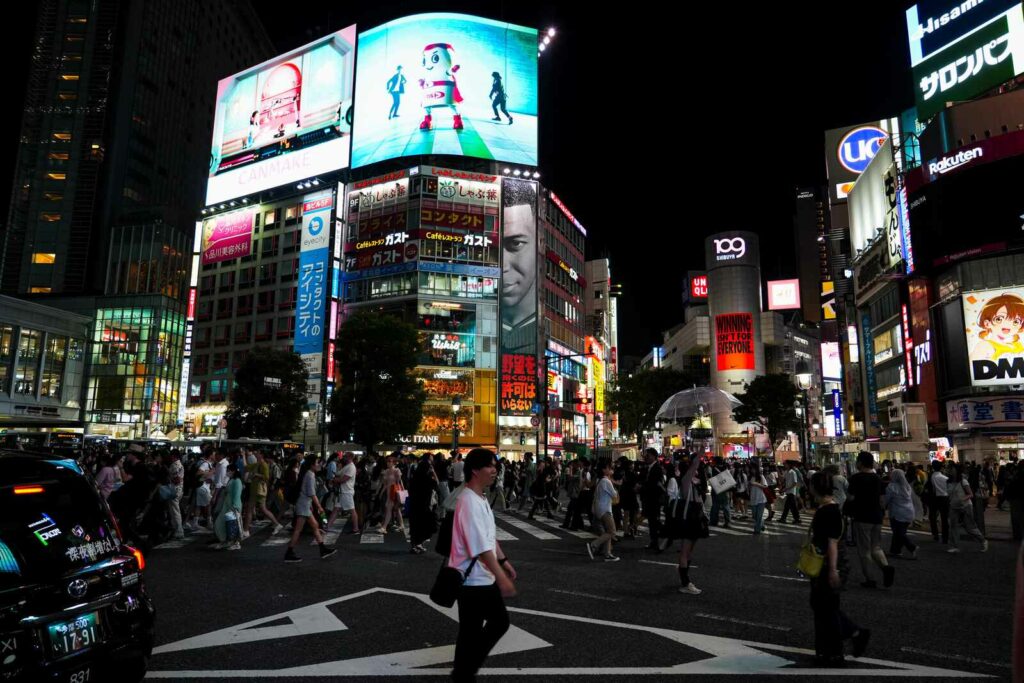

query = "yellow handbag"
[796, 529, 824, 578]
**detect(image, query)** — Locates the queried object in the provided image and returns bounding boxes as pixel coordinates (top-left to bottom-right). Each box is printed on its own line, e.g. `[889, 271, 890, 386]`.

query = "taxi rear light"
[14, 486, 44, 495]
[125, 545, 145, 572]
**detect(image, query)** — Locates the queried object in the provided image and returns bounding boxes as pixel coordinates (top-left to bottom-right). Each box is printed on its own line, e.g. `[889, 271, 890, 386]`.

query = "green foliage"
[732, 373, 802, 456]
[224, 347, 309, 440]
[606, 368, 697, 449]
[328, 309, 426, 453]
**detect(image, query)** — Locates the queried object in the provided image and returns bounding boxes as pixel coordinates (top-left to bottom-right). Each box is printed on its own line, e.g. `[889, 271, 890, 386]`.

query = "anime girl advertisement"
[963, 287, 1024, 386]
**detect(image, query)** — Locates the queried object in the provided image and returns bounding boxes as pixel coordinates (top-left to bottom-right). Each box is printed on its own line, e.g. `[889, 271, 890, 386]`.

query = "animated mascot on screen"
[418, 43, 464, 131]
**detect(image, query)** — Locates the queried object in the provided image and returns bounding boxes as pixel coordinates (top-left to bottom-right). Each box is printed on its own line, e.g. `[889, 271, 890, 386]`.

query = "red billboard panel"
[500, 353, 537, 415]
[715, 313, 755, 371]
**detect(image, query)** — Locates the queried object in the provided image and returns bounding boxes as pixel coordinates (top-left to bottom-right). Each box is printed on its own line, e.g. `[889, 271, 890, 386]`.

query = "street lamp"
[451, 395, 462, 455]
[795, 360, 812, 465]
[302, 410, 310, 450]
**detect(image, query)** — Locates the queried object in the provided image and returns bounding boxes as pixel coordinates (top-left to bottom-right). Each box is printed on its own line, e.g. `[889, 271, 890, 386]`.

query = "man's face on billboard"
[501, 203, 536, 323]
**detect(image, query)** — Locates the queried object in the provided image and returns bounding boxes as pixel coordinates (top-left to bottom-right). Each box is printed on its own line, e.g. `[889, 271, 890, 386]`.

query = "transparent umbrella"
[655, 386, 742, 423]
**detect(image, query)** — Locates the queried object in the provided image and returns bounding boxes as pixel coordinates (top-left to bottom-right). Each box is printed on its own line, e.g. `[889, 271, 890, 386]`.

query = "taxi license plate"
[47, 611, 103, 657]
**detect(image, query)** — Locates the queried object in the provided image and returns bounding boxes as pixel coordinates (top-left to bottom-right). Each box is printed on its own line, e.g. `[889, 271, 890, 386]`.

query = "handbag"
[397, 489, 409, 504]
[429, 556, 478, 608]
[158, 484, 177, 501]
[796, 528, 824, 578]
[709, 470, 736, 495]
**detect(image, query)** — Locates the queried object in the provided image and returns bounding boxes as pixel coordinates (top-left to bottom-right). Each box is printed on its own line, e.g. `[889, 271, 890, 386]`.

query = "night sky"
[5, 2, 915, 357]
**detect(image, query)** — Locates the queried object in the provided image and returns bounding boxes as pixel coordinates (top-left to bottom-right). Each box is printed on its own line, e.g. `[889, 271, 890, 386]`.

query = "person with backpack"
[284, 455, 337, 563]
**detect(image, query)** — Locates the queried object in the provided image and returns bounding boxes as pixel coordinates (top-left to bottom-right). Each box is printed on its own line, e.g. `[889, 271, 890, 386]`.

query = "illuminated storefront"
[85, 301, 186, 437]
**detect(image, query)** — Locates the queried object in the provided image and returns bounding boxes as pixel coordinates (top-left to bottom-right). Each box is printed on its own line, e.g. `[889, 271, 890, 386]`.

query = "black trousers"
[780, 493, 802, 523]
[642, 499, 662, 544]
[809, 576, 858, 659]
[929, 496, 950, 542]
[453, 583, 509, 681]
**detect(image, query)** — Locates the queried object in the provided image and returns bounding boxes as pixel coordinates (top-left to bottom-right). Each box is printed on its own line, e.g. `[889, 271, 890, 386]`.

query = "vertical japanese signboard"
[500, 353, 537, 416]
[295, 192, 333, 359]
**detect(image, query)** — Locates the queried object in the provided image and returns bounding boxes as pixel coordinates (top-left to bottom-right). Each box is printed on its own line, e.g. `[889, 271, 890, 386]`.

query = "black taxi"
[0, 451, 155, 682]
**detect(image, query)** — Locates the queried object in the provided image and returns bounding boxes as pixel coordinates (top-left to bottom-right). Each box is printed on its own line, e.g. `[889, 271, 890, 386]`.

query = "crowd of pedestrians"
[57, 441, 1023, 675]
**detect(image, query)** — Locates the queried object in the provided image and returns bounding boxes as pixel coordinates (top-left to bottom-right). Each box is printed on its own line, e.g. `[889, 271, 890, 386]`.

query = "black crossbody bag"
[429, 556, 479, 608]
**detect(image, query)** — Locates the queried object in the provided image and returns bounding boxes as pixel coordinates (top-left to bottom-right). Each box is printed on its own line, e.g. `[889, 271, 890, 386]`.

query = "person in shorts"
[327, 452, 360, 533]
[244, 449, 282, 535]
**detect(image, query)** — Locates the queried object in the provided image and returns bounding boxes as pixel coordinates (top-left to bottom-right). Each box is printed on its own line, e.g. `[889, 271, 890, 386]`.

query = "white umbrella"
[656, 386, 742, 423]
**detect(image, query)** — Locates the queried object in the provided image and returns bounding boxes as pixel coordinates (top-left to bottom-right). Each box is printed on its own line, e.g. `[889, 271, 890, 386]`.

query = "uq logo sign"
[837, 126, 888, 174]
[714, 237, 746, 261]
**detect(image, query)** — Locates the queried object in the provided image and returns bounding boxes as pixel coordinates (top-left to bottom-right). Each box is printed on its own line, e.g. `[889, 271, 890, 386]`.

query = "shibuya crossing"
[0, 4, 1022, 683]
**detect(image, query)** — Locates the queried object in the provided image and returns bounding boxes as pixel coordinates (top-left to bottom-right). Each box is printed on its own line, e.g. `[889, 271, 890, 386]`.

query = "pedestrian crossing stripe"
[494, 512, 559, 540]
[506, 510, 594, 539]
[311, 530, 340, 546]
[359, 533, 384, 544]
[495, 526, 518, 542]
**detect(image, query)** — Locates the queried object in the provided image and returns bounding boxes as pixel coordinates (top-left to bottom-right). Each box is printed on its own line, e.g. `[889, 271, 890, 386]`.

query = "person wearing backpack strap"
[449, 449, 515, 681]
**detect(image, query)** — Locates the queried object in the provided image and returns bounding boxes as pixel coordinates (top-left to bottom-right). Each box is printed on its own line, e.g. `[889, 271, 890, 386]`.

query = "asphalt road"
[140, 501, 1017, 681]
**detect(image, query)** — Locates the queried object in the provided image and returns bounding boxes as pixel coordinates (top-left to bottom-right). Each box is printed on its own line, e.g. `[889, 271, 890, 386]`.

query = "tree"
[606, 368, 697, 451]
[224, 347, 308, 440]
[732, 373, 801, 459]
[328, 309, 426, 453]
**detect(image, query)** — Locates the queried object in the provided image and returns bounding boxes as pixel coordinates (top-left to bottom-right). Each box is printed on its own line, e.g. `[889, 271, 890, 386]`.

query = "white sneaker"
[240, 530, 250, 540]
[947, 547, 961, 554]
[678, 583, 702, 595]
[981, 540, 989, 552]
[272, 524, 284, 535]
[228, 542, 241, 550]
[603, 555, 620, 562]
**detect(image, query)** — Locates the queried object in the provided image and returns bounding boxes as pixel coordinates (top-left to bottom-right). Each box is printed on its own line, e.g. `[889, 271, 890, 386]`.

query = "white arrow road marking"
[146, 588, 990, 678]
[152, 600, 350, 654]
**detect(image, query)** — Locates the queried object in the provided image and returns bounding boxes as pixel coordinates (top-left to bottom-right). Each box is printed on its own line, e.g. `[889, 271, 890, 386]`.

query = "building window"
[236, 294, 253, 315]
[40, 335, 67, 398]
[219, 270, 235, 291]
[0, 325, 14, 393]
[212, 352, 229, 373]
[60, 74, 80, 81]
[215, 325, 230, 344]
[209, 379, 228, 401]
[257, 290, 275, 312]
[276, 316, 294, 339]
[15, 329, 42, 395]
[29, 287, 52, 293]
[43, 192, 63, 201]
[233, 322, 251, 344]
[255, 318, 273, 341]
[197, 299, 212, 321]
[264, 210, 277, 227]
[193, 354, 209, 375]
[52, 132, 72, 141]
[200, 275, 214, 295]
[46, 173, 67, 181]
[48, 152, 69, 161]
[32, 253, 56, 264]
[259, 262, 277, 285]
[216, 298, 233, 319]
[239, 266, 255, 289]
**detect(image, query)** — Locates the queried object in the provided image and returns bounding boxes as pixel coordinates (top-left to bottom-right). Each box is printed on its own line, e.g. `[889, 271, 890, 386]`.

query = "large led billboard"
[962, 287, 1024, 386]
[352, 13, 538, 168]
[824, 121, 893, 205]
[715, 313, 755, 371]
[499, 177, 539, 418]
[909, 4, 1024, 120]
[207, 26, 356, 205]
[767, 279, 801, 311]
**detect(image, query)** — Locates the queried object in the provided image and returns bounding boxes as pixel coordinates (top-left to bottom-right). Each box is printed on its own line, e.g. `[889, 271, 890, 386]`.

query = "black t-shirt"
[847, 471, 884, 524]
[811, 502, 843, 555]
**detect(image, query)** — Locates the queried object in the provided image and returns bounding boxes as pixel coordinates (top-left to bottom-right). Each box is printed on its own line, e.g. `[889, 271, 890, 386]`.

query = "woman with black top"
[808, 470, 869, 666]
[409, 454, 439, 553]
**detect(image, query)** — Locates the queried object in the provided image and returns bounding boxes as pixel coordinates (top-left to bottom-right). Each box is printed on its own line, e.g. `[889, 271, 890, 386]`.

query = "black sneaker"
[882, 565, 895, 588]
[320, 546, 338, 560]
[852, 629, 871, 658]
[284, 551, 302, 563]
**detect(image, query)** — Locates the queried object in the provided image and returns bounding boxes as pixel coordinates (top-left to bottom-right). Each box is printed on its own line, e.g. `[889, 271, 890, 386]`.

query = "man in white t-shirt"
[327, 453, 360, 533]
[449, 449, 516, 681]
[210, 450, 230, 512]
[929, 460, 950, 543]
[451, 454, 465, 485]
